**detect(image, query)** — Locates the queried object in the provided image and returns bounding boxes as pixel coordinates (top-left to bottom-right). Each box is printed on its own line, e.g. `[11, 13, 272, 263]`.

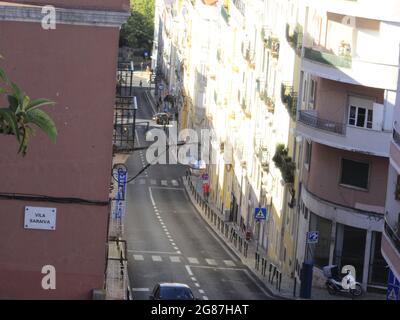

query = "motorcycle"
[323, 265, 363, 297]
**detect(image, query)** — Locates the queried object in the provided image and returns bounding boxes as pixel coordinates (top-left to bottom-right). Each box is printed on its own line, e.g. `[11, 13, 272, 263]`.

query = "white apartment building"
[153, 0, 400, 292]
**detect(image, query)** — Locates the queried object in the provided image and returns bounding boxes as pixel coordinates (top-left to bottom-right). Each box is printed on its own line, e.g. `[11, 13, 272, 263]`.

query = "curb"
[182, 176, 292, 300]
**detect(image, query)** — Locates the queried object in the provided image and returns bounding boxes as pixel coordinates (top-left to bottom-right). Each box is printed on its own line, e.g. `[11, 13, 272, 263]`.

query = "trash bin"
[299, 261, 313, 299]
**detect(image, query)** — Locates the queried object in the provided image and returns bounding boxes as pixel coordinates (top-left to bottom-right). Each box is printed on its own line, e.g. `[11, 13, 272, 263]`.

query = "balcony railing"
[113, 96, 135, 153]
[245, 48, 255, 69]
[221, 5, 230, 24]
[298, 111, 346, 135]
[264, 36, 280, 59]
[281, 82, 298, 119]
[285, 23, 302, 54]
[304, 47, 352, 69]
[384, 218, 400, 257]
[393, 125, 400, 149]
[259, 91, 275, 113]
[232, 0, 245, 16]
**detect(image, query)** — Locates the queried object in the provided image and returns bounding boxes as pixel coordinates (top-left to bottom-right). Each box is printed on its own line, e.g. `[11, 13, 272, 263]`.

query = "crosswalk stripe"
[171, 179, 179, 186]
[161, 180, 168, 186]
[170, 256, 181, 263]
[139, 179, 146, 185]
[188, 257, 199, 264]
[150, 179, 157, 185]
[152, 255, 162, 262]
[223, 260, 236, 267]
[133, 255, 144, 261]
[205, 259, 217, 266]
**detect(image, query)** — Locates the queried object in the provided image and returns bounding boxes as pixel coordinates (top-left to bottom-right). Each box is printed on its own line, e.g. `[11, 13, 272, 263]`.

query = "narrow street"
[124, 87, 274, 300]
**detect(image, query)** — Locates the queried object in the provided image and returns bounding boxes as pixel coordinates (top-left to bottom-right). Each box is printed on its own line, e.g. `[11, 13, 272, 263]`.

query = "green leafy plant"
[272, 144, 295, 184]
[0, 58, 57, 156]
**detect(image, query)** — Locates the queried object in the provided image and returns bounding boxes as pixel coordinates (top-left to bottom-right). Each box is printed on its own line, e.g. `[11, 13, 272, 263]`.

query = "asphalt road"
[124, 87, 274, 300]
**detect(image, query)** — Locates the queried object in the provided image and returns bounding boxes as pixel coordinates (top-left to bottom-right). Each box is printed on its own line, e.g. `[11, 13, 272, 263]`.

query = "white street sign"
[24, 206, 56, 231]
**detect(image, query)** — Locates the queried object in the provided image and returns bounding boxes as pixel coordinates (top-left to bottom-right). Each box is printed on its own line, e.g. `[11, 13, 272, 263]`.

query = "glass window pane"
[356, 108, 366, 127]
[340, 159, 369, 189]
[349, 106, 356, 125]
[367, 109, 373, 129]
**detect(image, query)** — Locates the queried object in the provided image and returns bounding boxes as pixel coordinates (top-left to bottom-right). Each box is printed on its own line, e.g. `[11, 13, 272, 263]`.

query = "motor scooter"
[323, 265, 363, 297]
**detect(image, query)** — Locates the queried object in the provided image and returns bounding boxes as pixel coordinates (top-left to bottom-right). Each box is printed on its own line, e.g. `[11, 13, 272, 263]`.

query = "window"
[309, 212, 332, 268]
[304, 140, 312, 170]
[340, 159, 369, 189]
[348, 105, 373, 129]
[309, 79, 316, 109]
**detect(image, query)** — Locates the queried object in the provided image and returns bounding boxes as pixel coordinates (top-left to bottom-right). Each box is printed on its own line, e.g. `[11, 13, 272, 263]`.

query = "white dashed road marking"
[152, 256, 162, 262]
[185, 265, 193, 276]
[188, 257, 199, 264]
[133, 255, 144, 261]
[223, 260, 236, 267]
[132, 288, 150, 292]
[170, 256, 181, 263]
[205, 259, 217, 266]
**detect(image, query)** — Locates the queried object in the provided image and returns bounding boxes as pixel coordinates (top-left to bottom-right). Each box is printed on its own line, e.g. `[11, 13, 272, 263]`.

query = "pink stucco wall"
[304, 142, 389, 208]
[4, 0, 130, 11]
[315, 78, 384, 123]
[0, 20, 120, 298]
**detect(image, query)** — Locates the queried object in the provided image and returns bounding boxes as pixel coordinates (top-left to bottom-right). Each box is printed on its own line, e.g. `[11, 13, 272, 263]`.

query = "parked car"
[149, 283, 196, 300]
[153, 112, 172, 125]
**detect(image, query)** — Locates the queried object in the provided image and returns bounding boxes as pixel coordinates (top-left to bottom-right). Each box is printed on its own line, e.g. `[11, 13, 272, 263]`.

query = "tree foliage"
[0, 56, 57, 156]
[120, 0, 155, 51]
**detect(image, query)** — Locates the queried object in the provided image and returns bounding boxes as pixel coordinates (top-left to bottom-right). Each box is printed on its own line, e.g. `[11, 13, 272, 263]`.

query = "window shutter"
[372, 103, 384, 131]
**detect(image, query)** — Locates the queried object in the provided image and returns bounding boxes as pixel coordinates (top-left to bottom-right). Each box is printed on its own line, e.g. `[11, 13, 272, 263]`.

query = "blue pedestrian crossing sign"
[254, 207, 267, 220]
[387, 269, 400, 300]
[307, 231, 319, 244]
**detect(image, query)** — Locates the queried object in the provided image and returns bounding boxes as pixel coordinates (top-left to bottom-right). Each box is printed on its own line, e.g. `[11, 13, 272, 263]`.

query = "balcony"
[297, 110, 391, 156]
[298, 111, 346, 135]
[302, 47, 398, 91]
[259, 91, 275, 113]
[382, 218, 400, 279]
[285, 23, 302, 54]
[113, 96, 135, 153]
[221, 5, 230, 25]
[393, 124, 400, 149]
[304, 47, 352, 69]
[245, 48, 255, 69]
[281, 82, 298, 119]
[232, 0, 245, 16]
[264, 36, 280, 60]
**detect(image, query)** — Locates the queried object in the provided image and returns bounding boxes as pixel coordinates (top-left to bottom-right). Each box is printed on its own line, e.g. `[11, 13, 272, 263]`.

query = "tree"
[0, 58, 57, 156]
[119, 0, 155, 52]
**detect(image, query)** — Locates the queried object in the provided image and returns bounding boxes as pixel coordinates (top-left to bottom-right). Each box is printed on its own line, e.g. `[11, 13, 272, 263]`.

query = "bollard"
[278, 272, 282, 292]
[268, 264, 272, 282]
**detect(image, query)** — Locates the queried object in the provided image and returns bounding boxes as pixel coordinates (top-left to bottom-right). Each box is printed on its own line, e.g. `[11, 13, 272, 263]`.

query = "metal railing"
[384, 218, 400, 256]
[221, 5, 230, 24]
[393, 125, 400, 148]
[304, 47, 352, 69]
[117, 62, 134, 97]
[298, 110, 346, 135]
[113, 96, 135, 152]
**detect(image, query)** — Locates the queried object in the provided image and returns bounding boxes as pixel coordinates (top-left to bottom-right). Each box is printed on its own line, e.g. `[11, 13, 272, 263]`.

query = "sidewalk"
[182, 174, 386, 300]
